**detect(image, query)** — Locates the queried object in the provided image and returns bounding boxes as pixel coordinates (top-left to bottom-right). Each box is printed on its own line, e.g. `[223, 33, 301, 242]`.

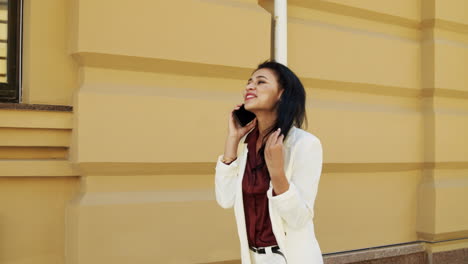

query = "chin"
[244, 103, 253, 110]
[244, 105, 257, 114]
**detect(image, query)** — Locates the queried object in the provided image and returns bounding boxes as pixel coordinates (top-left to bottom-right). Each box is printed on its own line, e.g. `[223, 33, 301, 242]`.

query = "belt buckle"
[250, 245, 280, 254]
[249, 246, 265, 254]
[271, 245, 281, 253]
[249, 246, 259, 253]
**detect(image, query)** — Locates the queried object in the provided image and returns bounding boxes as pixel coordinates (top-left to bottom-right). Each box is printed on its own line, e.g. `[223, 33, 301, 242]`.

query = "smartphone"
[233, 104, 256, 127]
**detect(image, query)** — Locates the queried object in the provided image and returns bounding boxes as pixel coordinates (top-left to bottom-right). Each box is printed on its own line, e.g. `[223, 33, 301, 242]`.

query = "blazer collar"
[240, 125, 297, 148]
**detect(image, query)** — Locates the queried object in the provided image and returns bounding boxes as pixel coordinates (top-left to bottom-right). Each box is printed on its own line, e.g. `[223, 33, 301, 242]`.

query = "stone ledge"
[323, 243, 426, 264]
[432, 248, 468, 264]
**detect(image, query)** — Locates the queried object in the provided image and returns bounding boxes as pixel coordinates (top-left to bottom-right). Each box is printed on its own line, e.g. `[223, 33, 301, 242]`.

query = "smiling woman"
[242, 60, 308, 169]
[215, 59, 324, 264]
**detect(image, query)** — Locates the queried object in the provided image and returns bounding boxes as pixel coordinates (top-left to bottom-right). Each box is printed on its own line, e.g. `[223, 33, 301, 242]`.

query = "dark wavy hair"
[252, 59, 308, 169]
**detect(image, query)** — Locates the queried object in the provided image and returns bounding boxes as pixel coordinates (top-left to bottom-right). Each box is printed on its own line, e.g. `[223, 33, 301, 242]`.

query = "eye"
[246, 80, 266, 85]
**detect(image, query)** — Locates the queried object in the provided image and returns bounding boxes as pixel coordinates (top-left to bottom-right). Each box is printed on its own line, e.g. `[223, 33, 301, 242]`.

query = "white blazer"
[215, 125, 324, 264]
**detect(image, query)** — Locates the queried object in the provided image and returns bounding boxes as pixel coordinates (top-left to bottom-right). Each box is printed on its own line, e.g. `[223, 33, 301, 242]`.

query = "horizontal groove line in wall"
[289, 0, 419, 29]
[0, 159, 78, 177]
[290, 0, 468, 36]
[289, 15, 420, 44]
[326, 162, 468, 172]
[3, 161, 468, 177]
[0, 147, 68, 160]
[422, 88, 468, 99]
[76, 54, 468, 100]
[78, 189, 216, 205]
[421, 18, 468, 35]
[61, 161, 468, 176]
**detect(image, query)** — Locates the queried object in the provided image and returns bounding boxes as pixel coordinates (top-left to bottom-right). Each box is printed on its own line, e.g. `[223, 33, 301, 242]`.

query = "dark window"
[0, 0, 22, 103]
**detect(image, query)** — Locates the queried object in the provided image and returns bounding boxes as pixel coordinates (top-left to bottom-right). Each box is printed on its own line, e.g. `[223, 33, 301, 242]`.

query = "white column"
[274, 0, 287, 66]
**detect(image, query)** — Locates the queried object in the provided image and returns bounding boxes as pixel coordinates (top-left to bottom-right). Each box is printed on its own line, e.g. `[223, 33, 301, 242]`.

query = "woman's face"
[243, 68, 283, 113]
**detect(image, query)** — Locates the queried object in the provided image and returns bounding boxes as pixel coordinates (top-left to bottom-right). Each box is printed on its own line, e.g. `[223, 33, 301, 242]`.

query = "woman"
[214, 60, 324, 264]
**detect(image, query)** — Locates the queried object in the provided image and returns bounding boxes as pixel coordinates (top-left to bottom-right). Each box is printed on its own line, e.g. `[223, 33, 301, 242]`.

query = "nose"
[245, 82, 255, 92]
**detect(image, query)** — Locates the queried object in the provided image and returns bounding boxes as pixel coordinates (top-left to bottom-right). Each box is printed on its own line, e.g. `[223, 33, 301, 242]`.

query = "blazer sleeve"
[266, 135, 323, 230]
[214, 154, 240, 209]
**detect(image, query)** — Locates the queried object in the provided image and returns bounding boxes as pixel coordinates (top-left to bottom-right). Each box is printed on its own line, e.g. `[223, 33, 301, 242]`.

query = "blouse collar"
[241, 125, 297, 148]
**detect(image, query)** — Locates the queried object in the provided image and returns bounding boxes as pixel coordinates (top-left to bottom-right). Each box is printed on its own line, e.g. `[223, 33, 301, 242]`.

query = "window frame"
[0, 0, 22, 103]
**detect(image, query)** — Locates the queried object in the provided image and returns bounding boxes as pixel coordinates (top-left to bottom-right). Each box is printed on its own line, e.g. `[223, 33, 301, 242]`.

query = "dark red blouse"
[242, 125, 279, 247]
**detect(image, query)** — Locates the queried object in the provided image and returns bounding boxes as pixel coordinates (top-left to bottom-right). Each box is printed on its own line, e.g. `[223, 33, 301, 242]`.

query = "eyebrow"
[247, 75, 268, 82]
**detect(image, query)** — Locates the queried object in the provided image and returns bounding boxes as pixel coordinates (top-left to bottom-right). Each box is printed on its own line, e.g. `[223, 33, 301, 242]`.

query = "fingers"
[232, 104, 242, 112]
[247, 117, 257, 126]
[277, 133, 284, 144]
[267, 128, 282, 147]
[230, 104, 241, 119]
[229, 110, 235, 121]
[231, 104, 242, 118]
[265, 128, 276, 149]
[240, 118, 256, 133]
[275, 128, 284, 144]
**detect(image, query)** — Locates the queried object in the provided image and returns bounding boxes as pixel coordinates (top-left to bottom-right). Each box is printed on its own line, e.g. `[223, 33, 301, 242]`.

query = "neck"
[255, 111, 277, 141]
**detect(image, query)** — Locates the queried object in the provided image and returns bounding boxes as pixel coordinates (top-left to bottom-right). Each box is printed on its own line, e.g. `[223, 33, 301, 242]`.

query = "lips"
[245, 93, 257, 100]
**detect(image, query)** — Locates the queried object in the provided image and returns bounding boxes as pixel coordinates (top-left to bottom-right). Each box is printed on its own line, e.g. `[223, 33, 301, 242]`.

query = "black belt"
[249, 245, 281, 254]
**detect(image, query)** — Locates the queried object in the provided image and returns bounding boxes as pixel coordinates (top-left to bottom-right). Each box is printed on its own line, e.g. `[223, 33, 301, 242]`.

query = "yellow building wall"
[21, 0, 79, 105]
[0, 0, 467, 263]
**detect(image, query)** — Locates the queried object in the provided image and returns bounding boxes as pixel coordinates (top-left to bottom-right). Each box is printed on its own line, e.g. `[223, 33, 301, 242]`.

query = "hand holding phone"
[227, 104, 257, 140]
[233, 104, 256, 127]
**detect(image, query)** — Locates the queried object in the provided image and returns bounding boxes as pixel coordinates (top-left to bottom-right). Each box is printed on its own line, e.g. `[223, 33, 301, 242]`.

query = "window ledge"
[0, 103, 73, 112]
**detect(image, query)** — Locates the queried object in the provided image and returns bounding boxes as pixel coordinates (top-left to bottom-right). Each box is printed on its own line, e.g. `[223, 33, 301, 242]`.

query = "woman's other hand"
[265, 127, 286, 179]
